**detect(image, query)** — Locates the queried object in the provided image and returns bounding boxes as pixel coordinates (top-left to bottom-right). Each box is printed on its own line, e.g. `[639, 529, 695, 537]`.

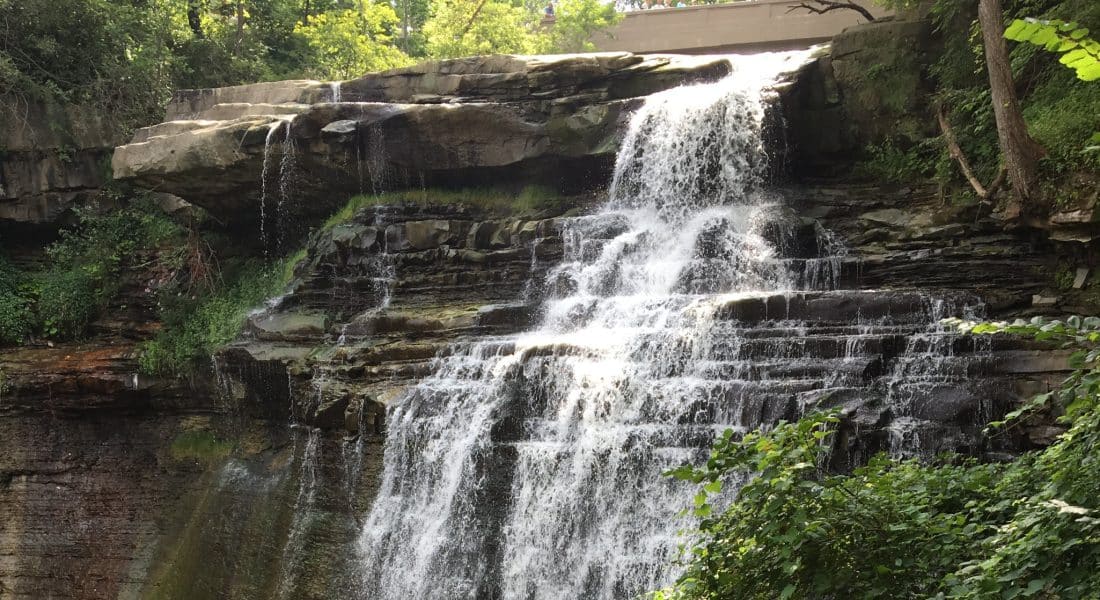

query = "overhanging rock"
[112, 53, 731, 230]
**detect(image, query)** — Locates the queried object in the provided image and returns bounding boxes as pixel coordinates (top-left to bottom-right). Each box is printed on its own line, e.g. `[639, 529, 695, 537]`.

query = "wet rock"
[248, 312, 328, 341]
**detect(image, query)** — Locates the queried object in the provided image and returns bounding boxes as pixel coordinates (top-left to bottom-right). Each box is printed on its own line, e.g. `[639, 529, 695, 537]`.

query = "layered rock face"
[112, 54, 730, 233]
[216, 197, 586, 432]
[0, 46, 1077, 600]
[0, 101, 122, 226]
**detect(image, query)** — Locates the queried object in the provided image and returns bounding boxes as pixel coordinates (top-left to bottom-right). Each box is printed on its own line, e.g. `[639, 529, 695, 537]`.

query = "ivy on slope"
[656, 317, 1100, 600]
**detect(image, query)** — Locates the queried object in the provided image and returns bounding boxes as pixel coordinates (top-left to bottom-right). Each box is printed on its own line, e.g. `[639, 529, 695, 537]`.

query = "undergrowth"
[658, 317, 1100, 600]
[323, 185, 565, 229]
[857, 0, 1100, 200]
[0, 198, 182, 343]
[138, 256, 296, 376]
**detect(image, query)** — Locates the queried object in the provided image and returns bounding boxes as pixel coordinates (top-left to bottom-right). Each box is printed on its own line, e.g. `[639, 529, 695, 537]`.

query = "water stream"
[356, 52, 817, 600]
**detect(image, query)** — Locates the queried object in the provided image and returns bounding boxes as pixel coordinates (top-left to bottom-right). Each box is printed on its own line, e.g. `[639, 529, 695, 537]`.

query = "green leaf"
[1023, 578, 1047, 595]
[1077, 63, 1100, 81]
[779, 584, 797, 600]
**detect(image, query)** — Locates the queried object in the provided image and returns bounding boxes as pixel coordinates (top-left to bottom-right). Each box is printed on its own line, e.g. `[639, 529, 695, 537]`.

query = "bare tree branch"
[938, 104, 1007, 202]
[786, 0, 876, 22]
[460, 0, 492, 39]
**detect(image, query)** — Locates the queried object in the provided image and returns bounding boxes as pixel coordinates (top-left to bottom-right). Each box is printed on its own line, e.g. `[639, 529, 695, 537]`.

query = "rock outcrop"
[112, 53, 730, 234]
[0, 101, 123, 226]
[0, 46, 1081, 600]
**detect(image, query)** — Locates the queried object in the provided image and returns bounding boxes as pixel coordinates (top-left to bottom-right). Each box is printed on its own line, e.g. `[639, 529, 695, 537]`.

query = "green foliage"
[1005, 18, 1100, 81]
[1024, 71, 1100, 171]
[6, 202, 182, 342]
[543, 0, 621, 53]
[0, 257, 33, 345]
[1, 0, 622, 133]
[0, 0, 178, 129]
[169, 429, 235, 463]
[323, 185, 565, 229]
[138, 256, 296, 375]
[423, 0, 540, 58]
[292, 6, 413, 80]
[659, 316, 1100, 600]
[857, 139, 938, 184]
[37, 203, 180, 339]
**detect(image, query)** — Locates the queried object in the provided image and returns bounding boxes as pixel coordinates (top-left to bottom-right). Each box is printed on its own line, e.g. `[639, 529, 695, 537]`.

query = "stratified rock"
[111, 53, 731, 230]
[0, 99, 125, 225]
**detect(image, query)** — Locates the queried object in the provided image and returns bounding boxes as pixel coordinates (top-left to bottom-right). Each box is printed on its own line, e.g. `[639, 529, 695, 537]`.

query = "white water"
[259, 116, 299, 253]
[356, 52, 816, 600]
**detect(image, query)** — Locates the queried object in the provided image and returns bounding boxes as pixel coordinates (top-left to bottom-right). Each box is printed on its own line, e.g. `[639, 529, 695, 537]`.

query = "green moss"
[169, 430, 235, 463]
[323, 185, 565, 229]
[1055, 265, 1076, 290]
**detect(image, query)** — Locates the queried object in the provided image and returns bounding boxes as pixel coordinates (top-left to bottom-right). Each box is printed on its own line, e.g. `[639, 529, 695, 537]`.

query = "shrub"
[658, 317, 1100, 600]
[0, 257, 33, 345]
[34, 201, 181, 339]
[139, 257, 296, 375]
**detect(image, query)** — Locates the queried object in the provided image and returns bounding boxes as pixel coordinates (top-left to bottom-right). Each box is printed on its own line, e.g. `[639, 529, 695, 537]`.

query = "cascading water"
[259, 116, 299, 254]
[356, 52, 818, 600]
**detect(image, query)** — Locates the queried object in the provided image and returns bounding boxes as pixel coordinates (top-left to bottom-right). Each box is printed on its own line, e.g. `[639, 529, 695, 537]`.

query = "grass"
[322, 185, 567, 230]
[169, 429, 235, 463]
[138, 255, 298, 376]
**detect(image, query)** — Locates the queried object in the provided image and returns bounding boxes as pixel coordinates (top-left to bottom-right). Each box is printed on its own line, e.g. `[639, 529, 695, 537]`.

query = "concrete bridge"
[590, 0, 893, 54]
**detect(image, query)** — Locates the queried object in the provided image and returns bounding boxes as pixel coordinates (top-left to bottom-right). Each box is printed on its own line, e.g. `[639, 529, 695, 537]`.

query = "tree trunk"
[234, 0, 245, 55]
[977, 0, 1045, 211]
[187, 0, 204, 39]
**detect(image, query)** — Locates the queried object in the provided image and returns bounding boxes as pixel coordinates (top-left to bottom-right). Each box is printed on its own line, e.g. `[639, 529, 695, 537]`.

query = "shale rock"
[0, 100, 124, 225]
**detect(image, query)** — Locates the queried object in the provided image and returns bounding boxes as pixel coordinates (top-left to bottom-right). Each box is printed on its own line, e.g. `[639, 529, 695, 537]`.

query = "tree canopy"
[0, 0, 621, 131]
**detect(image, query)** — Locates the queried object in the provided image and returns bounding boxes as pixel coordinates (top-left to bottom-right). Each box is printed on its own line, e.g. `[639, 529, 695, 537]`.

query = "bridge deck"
[591, 0, 893, 54]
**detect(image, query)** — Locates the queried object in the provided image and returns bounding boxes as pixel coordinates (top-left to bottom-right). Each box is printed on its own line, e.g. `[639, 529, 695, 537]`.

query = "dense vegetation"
[861, 0, 1100, 211]
[659, 318, 1100, 599]
[0, 0, 617, 133]
[0, 192, 296, 374]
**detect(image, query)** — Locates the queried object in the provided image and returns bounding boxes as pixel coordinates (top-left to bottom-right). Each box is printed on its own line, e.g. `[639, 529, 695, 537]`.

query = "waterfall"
[356, 52, 815, 600]
[259, 116, 298, 253]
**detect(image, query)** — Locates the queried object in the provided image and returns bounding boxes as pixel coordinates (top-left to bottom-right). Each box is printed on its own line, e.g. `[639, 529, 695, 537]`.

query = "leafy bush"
[0, 201, 182, 345]
[857, 139, 939, 184]
[34, 202, 181, 339]
[658, 316, 1100, 600]
[139, 258, 295, 376]
[0, 257, 33, 345]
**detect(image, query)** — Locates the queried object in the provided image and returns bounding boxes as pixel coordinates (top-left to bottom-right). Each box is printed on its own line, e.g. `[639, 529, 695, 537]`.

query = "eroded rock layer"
[112, 53, 730, 231]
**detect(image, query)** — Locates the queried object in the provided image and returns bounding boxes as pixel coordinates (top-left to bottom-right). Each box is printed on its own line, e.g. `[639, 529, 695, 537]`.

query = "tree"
[543, 0, 621, 53]
[977, 0, 1046, 212]
[293, 6, 413, 79]
[422, 0, 539, 58]
[787, 0, 877, 23]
